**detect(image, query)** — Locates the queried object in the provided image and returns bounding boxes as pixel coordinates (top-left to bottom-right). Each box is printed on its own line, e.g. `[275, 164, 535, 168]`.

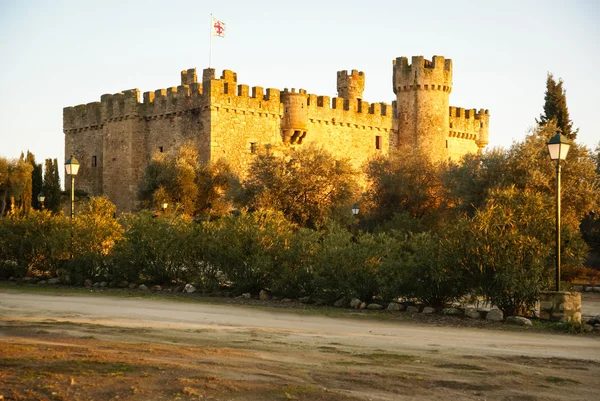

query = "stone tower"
[281, 88, 308, 144]
[337, 70, 365, 100]
[393, 56, 452, 162]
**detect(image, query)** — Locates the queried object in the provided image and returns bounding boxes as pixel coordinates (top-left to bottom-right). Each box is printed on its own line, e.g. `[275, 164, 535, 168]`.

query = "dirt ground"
[1, 289, 600, 401]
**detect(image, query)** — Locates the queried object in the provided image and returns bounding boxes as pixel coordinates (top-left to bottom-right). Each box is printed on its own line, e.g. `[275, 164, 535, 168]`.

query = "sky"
[0, 0, 598, 183]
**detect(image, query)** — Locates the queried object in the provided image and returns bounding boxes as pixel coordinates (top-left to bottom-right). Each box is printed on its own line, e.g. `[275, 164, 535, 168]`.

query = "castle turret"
[475, 108, 490, 151]
[337, 70, 365, 100]
[393, 55, 452, 162]
[281, 88, 308, 144]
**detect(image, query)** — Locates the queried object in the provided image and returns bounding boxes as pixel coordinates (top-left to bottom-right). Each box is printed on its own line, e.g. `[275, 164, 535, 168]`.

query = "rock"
[593, 287, 600, 292]
[99, 282, 107, 288]
[22, 277, 34, 283]
[271, 296, 279, 301]
[593, 326, 600, 333]
[109, 280, 118, 288]
[572, 285, 584, 292]
[241, 293, 251, 299]
[8, 277, 16, 281]
[92, 282, 100, 288]
[423, 307, 436, 314]
[259, 289, 270, 301]
[129, 283, 137, 289]
[117, 281, 129, 288]
[359, 302, 367, 310]
[585, 287, 594, 292]
[38, 280, 47, 285]
[406, 306, 419, 314]
[138, 284, 148, 291]
[47, 278, 60, 284]
[298, 296, 311, 304]
[349, 298, 362, 309]
[367, 303, 384, 310]
[84, 279, 93, 287]
[387, 302, 405, 311]
[464, 307, 482, 319]
[486, 309, 504, 322]
[506, 316, 533, 326]
[151, 285, 162, 292]
[586, 315, 600, 326]
[441, 307, 461, 316]
[281, 298, 293, 303]
[184, 284, 196, 294]
[334, 298, 345, 308]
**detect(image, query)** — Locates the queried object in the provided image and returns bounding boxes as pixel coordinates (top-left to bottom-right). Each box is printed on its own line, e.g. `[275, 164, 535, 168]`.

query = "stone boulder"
[464, 307, 482, 319]
[350, 298, 362, 309]
[84, 279, 93, 288]
[387, 302, 405, 311]
[281, 298, 293, 303]
[138, 284, 148, 291]
[359, 302, 367, 310]
[38, 280, 47, 285]
[151, 285, 162, 292]
[129, 283, 137, 289]
[99, 282, 107, 288]
[334, 298, 345, 308]
[423, 307, 436, 314]
[299, 296, 311, 304]
[184, 284, 196, 294]
[259, 290, 270, 301]
[241, 293, 251, 299]
[47, 278, 60, 285]
[406, 306, 419, 314]
[486, 309, 504, 322]
[506, 316, 533, 327]
[367, 303, 384, 310]
[117, 281, 129, 288]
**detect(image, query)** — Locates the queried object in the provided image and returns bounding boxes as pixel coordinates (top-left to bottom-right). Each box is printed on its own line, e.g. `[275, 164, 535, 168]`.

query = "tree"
[42, 158, 62, 213]
[6, 158, 33, 217]
[26, 151, 43, 210]
[537, 73, 578, 140]
[0, 157, 9, 215]
[364, 149, 447, 229]
[242, 146, 359, 229]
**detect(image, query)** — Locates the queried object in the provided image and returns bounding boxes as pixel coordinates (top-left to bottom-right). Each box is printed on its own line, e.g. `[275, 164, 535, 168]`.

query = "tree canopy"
[537, 73, 578, 140]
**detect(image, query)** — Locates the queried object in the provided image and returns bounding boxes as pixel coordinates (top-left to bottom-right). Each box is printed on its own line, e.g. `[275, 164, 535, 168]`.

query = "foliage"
[453, 187, 587, 316]
[42, 158, 62, 213]
[242, 146, 359, 229]
[537, 73, 578, 140]
[67, 197, 123, 283]
[139, 142, 236, 218]
[364, 149, 447, 229]
[379, 231, 467, 308]
[203, 209, 295, 294]
[27, 151, 43, 210]
[0, 210, 70, 278]
[312, 224, 391, 303]
[112, 211, 197, 284]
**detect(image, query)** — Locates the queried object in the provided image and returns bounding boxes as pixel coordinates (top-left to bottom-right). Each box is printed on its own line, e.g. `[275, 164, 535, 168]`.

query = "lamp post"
[64, 155, 80, 220]
[546, 131, 571, 292]
[352, 204, 359, 216]
[161, 202, 168, 214]
[37, 192, 45, 210]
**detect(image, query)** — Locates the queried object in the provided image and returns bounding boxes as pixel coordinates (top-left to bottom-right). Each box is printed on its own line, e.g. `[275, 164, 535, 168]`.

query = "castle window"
[250, 142, 257, 154]
[446, 140, 449, 149]
[159, 146, 164, 153]
[92, 156, 97, 167]
[375, 136, 382, 150]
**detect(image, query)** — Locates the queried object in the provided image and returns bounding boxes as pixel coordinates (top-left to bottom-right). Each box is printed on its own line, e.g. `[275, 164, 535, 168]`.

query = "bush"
[312, 224, 391, 303]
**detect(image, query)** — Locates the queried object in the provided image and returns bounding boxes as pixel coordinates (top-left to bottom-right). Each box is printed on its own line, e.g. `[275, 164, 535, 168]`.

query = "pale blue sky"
[1, 0, 598, 181]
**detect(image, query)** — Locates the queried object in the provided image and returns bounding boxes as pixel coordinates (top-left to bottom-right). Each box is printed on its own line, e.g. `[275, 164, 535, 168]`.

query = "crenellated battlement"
[393, 55, 452, 94]
[337, 69, 365, 100]
[448, 105, 490, 148]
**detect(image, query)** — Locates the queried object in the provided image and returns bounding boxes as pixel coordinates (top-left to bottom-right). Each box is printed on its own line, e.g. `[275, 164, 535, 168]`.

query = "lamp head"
[65, 155, 80, 176]
[547, 131, 571, 161]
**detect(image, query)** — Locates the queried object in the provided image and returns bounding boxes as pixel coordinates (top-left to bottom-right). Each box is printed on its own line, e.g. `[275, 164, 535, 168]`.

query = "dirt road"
[1, 289, 599, 400]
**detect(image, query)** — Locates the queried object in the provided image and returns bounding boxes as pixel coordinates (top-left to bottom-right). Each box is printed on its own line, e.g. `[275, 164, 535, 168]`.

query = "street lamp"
[352, 204, 359, 216]
[64, 155, 80, 220]
[37, 192, 45, 210]
[547, 131, 571, 292]
[161, 202, 168, 213]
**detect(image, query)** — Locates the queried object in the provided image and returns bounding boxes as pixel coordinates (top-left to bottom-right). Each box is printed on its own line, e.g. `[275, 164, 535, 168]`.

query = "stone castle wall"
[64, 55, 489, 212]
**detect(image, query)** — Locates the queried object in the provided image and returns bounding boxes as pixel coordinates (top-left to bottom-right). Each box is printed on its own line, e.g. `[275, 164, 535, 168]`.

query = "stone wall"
[538, 291, 582, 323]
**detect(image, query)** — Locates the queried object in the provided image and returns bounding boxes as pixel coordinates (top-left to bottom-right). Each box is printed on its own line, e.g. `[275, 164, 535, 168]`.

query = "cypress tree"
[18, 153, 33, 215]
[537, 73, 578, 140]
[42, 158, 62, 213]
[26, 151, 43, 210]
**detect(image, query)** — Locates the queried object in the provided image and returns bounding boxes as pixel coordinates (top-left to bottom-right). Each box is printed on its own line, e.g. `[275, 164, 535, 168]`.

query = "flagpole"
[209, 13, 213, 68]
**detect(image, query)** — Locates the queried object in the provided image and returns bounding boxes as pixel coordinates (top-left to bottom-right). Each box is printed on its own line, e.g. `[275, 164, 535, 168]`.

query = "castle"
[64, 55, 489, 212]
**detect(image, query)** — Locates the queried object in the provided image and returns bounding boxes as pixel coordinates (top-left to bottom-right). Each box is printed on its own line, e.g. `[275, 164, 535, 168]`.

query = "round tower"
[337, 70, 365, 100]
[280, 88, 308, 145]
[393, 55, 452, 162]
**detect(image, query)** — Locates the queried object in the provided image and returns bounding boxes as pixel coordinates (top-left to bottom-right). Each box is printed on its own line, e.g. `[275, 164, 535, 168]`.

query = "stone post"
[538, 291, 581, 323]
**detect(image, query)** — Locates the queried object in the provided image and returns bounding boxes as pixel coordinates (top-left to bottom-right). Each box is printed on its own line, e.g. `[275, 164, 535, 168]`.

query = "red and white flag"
[212, 17, 226, 38]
